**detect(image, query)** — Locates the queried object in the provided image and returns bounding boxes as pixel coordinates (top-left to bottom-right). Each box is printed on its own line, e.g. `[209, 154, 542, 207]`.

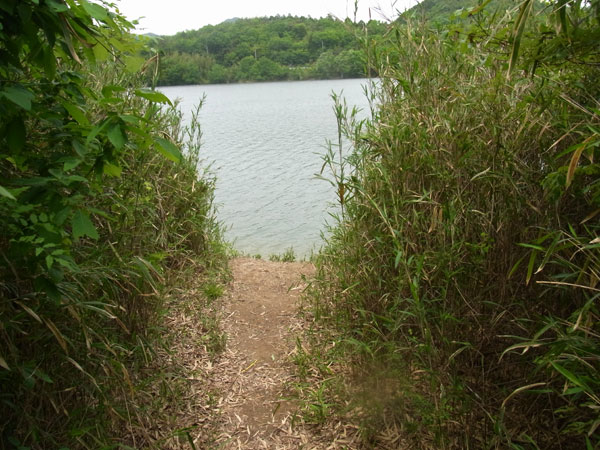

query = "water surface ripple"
[160, 79, 371, 258]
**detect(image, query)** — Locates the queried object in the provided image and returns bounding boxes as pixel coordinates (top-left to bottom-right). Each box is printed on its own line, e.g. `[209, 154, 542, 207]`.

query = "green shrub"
[306, 4, 599, 447]
[0, 2, 226, 447]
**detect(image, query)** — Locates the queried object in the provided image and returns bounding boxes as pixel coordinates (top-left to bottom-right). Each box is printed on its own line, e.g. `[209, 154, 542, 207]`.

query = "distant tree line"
[154, 16, 387, 85]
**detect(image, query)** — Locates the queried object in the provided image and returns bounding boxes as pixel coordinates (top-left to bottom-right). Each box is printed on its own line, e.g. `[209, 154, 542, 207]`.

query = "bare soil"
[149, 257, 370, 449]
[212, 257, 323, 448]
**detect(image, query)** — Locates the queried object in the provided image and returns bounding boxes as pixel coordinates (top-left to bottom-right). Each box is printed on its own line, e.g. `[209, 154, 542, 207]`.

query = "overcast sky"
[114, 0, 419, 36]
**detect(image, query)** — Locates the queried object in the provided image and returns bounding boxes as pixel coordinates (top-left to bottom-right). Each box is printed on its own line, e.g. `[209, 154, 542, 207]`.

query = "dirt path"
[148, 256, 366, 449]
[211, 257, 321, 448]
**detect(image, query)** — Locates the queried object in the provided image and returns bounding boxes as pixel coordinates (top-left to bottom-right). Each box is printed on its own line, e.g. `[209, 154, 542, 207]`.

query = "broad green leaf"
[54, 207, 72, 226]
[81, 0, 108, 21]
[119, 114, 141, 125]
[155, 137, 182, 163]
[1, 86, 34, 110]
[86, 119, 111, 144]
[49, 168, 87, 184]
[71, 210, 99, 240]
[135, 89, 172, 105]
[107, 123, 126, 150]
[0, 185, 16, 200]
[62, 101, 89, 125]
[0, 354, 8, 370]
[72, 139, 89, 157]
[62, 175, 88, 185]
[103, 161, 122, 177]
[101, 84, 126, 98]
[124, 55, 145, 73]
[62, 157, 82, 171]
[92, 42, 109, 61]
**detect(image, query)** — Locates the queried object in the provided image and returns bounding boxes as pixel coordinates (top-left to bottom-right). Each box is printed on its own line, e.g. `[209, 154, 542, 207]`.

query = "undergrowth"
[0, 2, 228, 447]
[299, 2, 600, 448]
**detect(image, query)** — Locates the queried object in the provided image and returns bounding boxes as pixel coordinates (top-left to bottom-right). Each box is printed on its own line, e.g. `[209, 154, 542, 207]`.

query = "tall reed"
[305, 15, 599, 448]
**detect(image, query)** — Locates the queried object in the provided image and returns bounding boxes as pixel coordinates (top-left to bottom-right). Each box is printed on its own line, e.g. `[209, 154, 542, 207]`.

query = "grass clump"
[269, 247, 297, 262]
[302, 5, 600, 449]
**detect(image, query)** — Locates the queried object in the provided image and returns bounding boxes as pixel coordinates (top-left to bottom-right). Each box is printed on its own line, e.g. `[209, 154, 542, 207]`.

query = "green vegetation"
[155, 16, 387, 85]
[0, 0, 227, 447]
[404, 0, 515, 22]
[269, 247, 297, 262]
[301, 0, 600, 448]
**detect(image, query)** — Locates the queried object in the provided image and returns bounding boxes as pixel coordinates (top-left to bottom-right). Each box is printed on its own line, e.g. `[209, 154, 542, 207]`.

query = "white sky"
[114, 0, 420, 36]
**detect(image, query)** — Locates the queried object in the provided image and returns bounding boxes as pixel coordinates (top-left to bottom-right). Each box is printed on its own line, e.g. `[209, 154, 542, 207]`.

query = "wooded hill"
[154, 16, 387, 85]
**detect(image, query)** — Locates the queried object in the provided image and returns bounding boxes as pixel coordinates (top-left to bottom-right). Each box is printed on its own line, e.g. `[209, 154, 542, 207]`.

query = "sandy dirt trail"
[211, 257, 323, 448]
[140, 257, 400, 448]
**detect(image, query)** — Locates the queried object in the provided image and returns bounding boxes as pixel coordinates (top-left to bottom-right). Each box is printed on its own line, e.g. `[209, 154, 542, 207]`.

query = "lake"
[160, 78, 372, 258]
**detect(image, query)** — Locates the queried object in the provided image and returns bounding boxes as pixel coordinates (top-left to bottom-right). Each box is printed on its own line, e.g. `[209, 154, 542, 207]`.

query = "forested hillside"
[155, 16, 387, 85]
[403, 0, 532, 22]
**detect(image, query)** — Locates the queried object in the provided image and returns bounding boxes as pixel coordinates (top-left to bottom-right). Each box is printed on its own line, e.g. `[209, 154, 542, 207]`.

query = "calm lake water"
[160, 79, 372, 258]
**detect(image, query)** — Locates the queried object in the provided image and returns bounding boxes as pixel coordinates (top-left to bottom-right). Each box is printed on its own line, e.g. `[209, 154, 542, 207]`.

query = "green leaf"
[34, 368, 53, 383]
[555, 0, 569, 36]
[124, 55, 145, 73]
[81, 0, 108, 21]
[54, 207, 72, 226]
[92, 42, 109, 61]
[62, 101, 89, 126]
[103, 161, 122, 177]
[107, 123, 126, 150]
[155, 137, 181, 163]
[0, 185, 16, 200]
[86, 119, 111, 145]
[72, 139, 89, 157]
[550, 361, 589, 390]
[119, 114, 140, 124]
[42, 46, 57, 79]
[135, 89, 172, 105]
[526, 249, 537, 285]
[6, 116, 26, 151]
[1, 86, 34, 110]
[101, 84, 126, 98]
[46, 0, 68, 12]
[508, 0, 533, 73]
[394, 249, 402, 269]
[71, 210, 99, 240]
[62, 157, 82, 171]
